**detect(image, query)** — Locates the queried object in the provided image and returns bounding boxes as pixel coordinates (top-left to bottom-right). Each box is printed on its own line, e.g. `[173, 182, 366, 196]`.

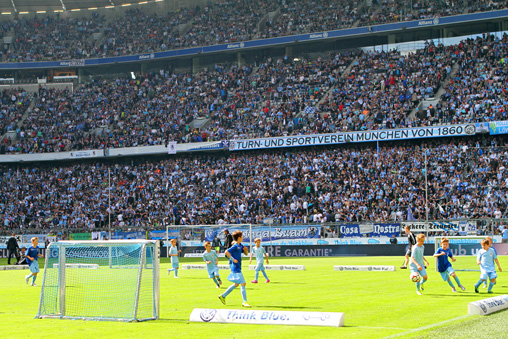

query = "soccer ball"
[410, 272, 421, 283]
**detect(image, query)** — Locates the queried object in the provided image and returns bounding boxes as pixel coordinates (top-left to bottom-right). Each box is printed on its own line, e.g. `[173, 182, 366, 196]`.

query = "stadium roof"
[0, 0, 162, 14]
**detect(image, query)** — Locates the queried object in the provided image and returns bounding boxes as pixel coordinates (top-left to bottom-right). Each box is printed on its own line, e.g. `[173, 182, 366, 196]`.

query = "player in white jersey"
[203, 241, 222, 288]
[409, 233, 430, 295]
[474, 238, 502, 293]
[249, 238, 270, 284]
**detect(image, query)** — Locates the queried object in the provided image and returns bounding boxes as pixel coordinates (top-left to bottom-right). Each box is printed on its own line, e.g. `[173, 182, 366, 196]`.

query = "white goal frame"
[165, 224, 253, 256]
[37, 240, 160, 322]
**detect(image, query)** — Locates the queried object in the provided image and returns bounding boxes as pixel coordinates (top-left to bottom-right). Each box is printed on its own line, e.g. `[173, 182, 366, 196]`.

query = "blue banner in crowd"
[487, 121, 508, 135]
[150, 230, 179, 240]
[339, 223, 401, 237]
[370, 224, 401, 237]
[229, 125, 476, 151]
[338, 224, 361, 238]
[111, 231, 146, 240]
[205, 225, 321, 243]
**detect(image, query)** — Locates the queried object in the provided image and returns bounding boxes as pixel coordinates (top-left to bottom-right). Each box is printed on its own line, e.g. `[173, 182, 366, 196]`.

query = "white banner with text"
[190, 308, 345, 327]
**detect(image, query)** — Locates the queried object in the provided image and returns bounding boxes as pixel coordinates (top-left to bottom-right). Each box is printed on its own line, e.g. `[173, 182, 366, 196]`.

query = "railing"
[1, 218, 504, 238]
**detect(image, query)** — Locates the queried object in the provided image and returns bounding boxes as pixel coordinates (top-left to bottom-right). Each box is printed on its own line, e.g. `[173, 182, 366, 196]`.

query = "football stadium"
[1, 0, 508, 338]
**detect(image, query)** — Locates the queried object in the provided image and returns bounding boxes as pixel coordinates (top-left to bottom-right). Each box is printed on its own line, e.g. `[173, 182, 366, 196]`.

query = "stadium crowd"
[0, 0, 505, 61]
[1, 136, 507, 233]
[3, 34, 508, 153]
[438, 35, 508, 124]
[6, 15, 105, 62]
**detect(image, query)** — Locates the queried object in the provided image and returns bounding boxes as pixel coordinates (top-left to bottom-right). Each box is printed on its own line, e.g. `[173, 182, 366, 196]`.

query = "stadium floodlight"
[37, 240, 160, 322]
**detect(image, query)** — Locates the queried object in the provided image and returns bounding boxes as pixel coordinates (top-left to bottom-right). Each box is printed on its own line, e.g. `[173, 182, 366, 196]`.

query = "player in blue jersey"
[433, 238, 465, 292]
[25, 237, 43, 286]
[167, 238, 181, 278]
[410, 233, 430, 295]
[203, 241, 222, 288]
[218, 230, 250, 308]
[474, 238, 502, 293]
[249, 238, 270, 283]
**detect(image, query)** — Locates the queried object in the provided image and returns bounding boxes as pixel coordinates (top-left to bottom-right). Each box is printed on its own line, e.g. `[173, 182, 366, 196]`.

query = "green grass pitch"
[1, 256, 507, 338]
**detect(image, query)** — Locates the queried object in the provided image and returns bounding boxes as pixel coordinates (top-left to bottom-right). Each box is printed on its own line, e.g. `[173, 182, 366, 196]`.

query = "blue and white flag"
[407, 206, 414, 221]
[304, 106, 316, 114]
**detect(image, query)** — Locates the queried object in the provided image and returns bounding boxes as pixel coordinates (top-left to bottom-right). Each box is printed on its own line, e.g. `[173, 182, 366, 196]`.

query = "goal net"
[166, 224, 252, 256]
[37, 240, 159, 322]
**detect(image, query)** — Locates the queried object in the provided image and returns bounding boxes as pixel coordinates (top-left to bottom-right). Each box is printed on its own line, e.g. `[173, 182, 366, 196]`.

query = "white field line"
[382, 315, 470, 338]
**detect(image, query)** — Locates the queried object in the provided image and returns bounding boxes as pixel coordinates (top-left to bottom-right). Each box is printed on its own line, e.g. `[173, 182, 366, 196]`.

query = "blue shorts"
[207, 266, 220, 278]
[172, 262, 179, 269]
[439, 266, 455, 281]
[255, 262, 265, 272]
[227, 271, 246, 285]
[480, 270, 497, 281]
[29, 260, 40, 274]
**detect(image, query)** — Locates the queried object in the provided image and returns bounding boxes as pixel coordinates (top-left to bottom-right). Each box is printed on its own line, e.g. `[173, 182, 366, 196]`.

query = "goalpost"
[165, 224, 253, 256]
[434, 235, 485, 272]
[37, 240, 160, 322]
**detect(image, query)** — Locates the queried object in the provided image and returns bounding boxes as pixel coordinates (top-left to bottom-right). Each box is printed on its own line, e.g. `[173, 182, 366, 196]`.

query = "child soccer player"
[249, 238, 270, 283]
[474, 238, 502, 293]
[203, 241, 222, 288]
[482, 237, 495, 288]
[410, 233, 430, 295]
[218, 230, 250, 308]
[167, 238, 181, 278]
[25, 237, 43, 286]
[433, 238, 465, 292]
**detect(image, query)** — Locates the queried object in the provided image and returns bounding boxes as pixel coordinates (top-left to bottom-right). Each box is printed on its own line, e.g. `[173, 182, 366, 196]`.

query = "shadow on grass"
[157, 318, 190, 323]
[252, 305, 321, 310]
[429, 293, 498, 298]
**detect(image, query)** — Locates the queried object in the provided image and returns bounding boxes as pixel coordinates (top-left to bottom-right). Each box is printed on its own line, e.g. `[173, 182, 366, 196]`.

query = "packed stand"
[438, 35, 508, 125]
[0, 88, 31, 139]
[318, 42, 453, 131]
[467, 0, 508, 13]
[1, 137, 508, 232]
[6, 36, 508, 154]
[8, 15, 105, 62]
[262, 0, 360, 39]
[4, 52, 357, 153]
[180, 0, 277, 47]
[3, 0, 508, 61]
[357, 0, 465, 27]
[100, 8, 194, 57]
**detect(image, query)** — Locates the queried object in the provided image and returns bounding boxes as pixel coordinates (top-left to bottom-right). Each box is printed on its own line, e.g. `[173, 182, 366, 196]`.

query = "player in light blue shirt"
[433, 238, 465, 292]
[218, 230, 250, 308]
[249, 238, 270, 283]
[409, 233, 430, 295]
[203, 241, 222, 288]
[474, 238, 502, 293]
[25, 237, 43, 286]
[167, 238, 181, 278]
